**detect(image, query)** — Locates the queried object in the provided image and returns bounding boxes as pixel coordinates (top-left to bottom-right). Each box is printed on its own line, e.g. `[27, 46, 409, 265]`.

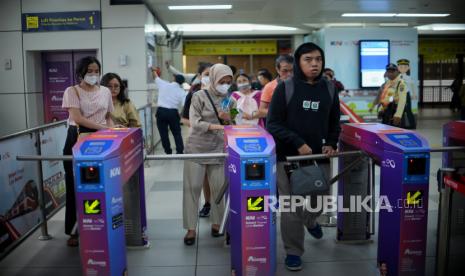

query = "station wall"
[0, 0, 158, 136]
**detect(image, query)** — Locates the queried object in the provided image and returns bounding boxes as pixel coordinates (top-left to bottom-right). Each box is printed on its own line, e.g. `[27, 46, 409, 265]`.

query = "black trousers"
[156, 107, 184, 154]
[62, 125, 96, 235]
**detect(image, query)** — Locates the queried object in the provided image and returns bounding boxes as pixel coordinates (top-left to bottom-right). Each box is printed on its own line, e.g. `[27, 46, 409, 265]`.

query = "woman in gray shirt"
[182, 63, 234, 245]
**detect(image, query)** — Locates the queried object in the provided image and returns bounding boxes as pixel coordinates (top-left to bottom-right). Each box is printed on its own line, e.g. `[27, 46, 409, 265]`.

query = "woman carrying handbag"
[61, 56, 114, 247]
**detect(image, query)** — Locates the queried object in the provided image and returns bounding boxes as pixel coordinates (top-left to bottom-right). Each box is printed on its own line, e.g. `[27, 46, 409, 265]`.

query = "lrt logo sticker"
[303, 101, 311, 110]
[311, 101, 320, 111]
[84, 199, 101, 215]
[406, 191, 423, 206]
[247, 196, 264, 212]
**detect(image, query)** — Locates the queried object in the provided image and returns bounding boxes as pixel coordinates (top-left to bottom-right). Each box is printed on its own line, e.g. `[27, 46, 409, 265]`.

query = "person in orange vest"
[376, 63, 416, 129]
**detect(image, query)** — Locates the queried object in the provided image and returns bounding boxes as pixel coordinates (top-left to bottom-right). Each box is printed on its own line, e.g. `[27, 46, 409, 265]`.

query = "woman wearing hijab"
[182, 63, 234, 245]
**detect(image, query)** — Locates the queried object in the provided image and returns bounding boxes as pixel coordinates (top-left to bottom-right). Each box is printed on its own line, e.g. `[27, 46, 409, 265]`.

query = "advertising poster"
[43, 61, 72, 122]
[0, 135, 41, 253]
[40, 125, 67, 216]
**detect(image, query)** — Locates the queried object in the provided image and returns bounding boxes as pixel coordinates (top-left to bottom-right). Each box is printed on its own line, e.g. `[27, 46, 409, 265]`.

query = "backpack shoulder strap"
[324, 78, 335, 104]
[284, 78, 294, 106]
[285, 78, 335, 107]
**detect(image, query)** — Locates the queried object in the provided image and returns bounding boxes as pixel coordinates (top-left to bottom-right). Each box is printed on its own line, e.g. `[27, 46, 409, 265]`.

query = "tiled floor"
[0, 108, 461, 276]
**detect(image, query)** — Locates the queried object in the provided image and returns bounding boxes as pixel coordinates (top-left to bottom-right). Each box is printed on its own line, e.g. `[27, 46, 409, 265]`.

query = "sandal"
[184, 231, 196, 246]
[211, 227, 224, 238]
[67, 235, 79, 247]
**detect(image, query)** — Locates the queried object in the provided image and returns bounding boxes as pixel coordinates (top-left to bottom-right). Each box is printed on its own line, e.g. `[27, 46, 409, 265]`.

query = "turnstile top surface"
[341, 123, 430, 154]
[443, 121, 465, 143]
[73, 128, 143, 160]
[224, 125, 275, 157]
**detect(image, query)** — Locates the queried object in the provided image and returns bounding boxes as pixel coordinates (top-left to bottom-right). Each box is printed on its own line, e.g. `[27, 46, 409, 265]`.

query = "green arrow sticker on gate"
[247, 196, 264, 212]
[84, 199, 101, 215]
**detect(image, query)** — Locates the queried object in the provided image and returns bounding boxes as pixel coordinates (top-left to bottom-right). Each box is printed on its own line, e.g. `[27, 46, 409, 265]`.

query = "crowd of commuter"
[61, 41, 425, 271]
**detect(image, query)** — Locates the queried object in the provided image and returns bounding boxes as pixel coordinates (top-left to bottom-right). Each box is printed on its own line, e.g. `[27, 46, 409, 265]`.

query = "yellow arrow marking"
[248, 197, 264, 211]
[85, 200, 100, 214]
[407, 191, 422, 205]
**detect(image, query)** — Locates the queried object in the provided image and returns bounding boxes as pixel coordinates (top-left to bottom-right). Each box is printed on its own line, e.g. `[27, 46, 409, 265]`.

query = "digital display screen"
[407, 158, 426, 175]
[360, 40, 390, 88]
[245, 163, 265, 181]
[394, 134, 410, 139]
[80, 166, 100, 184]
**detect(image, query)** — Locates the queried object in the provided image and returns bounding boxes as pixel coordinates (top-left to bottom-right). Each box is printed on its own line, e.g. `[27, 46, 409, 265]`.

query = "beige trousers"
[183, 161, 225, 230]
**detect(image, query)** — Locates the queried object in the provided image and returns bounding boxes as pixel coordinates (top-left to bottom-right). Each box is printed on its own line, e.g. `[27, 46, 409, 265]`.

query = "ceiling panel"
[145, 0, 465, 33]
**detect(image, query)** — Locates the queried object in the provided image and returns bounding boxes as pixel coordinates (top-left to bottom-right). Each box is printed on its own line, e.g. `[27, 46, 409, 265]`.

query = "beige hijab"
[207, 63, 233, 96]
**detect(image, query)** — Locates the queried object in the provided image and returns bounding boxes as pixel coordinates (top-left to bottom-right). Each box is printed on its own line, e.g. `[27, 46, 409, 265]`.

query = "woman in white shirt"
[61, 56, 114, 247]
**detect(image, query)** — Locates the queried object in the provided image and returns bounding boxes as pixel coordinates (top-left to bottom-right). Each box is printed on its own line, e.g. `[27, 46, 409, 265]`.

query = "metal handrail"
[0, 120, 67, 141]
[286, 146, 465, 162]
[17, 155, 73, 161]
[136, 103, 152, 112]
[286, 150, 363, 162]
[429, 146, 465, 153]
[17, 153, 228, 162]
[145, 153, 227, 160]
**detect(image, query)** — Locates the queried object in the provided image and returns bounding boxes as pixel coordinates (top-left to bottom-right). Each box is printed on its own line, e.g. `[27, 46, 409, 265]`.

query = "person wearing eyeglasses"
[101, 73, 141, 128]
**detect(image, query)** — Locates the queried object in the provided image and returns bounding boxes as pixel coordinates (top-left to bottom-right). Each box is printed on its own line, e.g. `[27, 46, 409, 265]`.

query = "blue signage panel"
[386, 133, 423, 148]
[236, 138, 267, 153]
[81, 140, 113, 156]
[22, 11, 101, 32]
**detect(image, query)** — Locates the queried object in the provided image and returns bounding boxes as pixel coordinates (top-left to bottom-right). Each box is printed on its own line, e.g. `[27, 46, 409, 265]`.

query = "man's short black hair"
[258, 69, 273, 82]
[175, 74, 185, 85]
[229, 65, 237, 75]
[197, 62, 213, 75]
[275, 55, 294, 69]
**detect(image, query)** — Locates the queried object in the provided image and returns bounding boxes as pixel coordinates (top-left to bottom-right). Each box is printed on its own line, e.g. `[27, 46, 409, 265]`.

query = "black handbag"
[382, 93, 416, 129]
[289, 161, 329, 196]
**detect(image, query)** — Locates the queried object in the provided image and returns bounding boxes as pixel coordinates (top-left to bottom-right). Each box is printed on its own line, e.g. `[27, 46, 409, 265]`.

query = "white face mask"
[84, 74, 99, 86]
[201, 76, 210, 87]
[237, 82, 251, 91]
[216, 83, 230, 95]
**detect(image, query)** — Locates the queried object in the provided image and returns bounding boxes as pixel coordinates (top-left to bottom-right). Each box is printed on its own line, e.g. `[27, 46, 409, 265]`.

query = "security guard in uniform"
[377, 63, 416, 129]
[397, 58, 417, 105]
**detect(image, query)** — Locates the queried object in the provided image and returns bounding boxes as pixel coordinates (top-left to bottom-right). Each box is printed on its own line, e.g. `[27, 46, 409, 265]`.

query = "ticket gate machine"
[224, 126, 277, 276]
[436, 121, 465, 276]
[339, 123, 430, 276]
[73, 128, 148, 276]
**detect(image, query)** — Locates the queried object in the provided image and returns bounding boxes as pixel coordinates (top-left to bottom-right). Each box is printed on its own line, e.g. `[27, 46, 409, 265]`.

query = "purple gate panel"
[340, 123, 430, 276]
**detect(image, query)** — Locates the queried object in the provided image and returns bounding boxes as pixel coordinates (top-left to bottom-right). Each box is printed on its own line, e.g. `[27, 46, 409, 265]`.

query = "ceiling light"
[168, 5, 232, 10]
[379, 23, 409, 27]
[342, 13, 396, 17]
[145, 24, 298, 33]
[303, 23, 365, 28]
[326, 23, 365, 27]
[396, 13, 449, 17]
[416, 24, 465, 31]
[342, 13, 450, 18]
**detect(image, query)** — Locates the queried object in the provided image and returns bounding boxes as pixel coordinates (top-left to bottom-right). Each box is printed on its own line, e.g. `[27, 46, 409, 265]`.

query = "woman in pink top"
[230, 74, 263, 127]
[61, 56, 114, 247]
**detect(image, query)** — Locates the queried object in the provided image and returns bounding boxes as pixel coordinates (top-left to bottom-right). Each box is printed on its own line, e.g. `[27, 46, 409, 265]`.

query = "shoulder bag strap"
[203, 90, 225, 125]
